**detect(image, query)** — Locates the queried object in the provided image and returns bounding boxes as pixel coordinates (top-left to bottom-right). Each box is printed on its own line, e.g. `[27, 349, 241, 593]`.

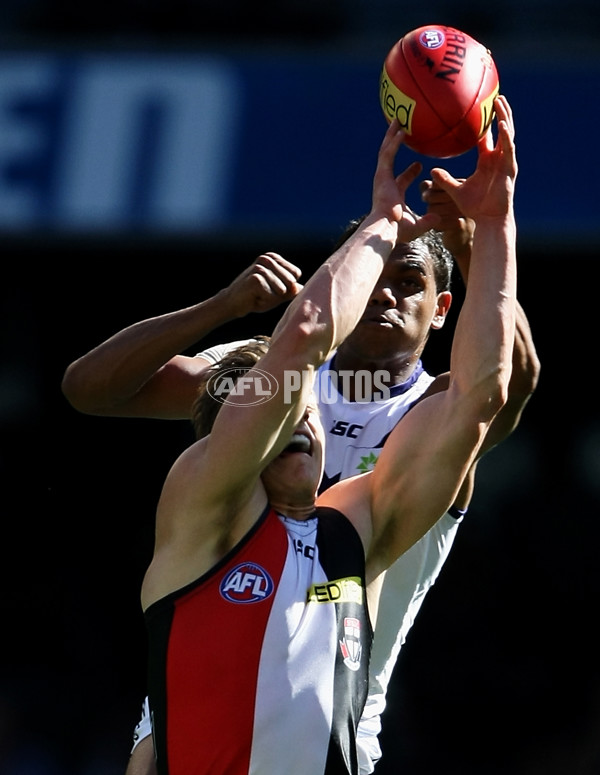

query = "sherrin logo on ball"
[379, 24, 500, 158]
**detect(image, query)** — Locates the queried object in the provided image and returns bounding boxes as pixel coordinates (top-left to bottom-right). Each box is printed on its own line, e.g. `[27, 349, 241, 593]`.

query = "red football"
[379, 25, 500, 158]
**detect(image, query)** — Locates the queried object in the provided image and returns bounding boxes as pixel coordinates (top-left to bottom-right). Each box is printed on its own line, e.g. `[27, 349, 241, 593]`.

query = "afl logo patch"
[220, 562, 274, 603]
[419, 29, 445, 49]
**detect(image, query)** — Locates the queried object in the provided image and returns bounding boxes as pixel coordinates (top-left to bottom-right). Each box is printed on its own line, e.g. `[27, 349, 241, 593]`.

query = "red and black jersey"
[145, 505, 372, 775]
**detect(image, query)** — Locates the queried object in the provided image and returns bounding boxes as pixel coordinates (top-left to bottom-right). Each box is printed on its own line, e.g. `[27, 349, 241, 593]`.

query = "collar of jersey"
[322, 356, 426, 400]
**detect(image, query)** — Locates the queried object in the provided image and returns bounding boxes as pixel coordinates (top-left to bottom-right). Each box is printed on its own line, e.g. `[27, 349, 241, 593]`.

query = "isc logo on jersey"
[220, 562, 274, 603]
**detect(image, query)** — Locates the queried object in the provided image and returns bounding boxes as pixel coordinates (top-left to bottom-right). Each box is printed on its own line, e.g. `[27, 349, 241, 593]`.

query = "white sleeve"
[196, 338, 256, 365]
[357, 510, 464, 773]
[131, 696, 152, 752]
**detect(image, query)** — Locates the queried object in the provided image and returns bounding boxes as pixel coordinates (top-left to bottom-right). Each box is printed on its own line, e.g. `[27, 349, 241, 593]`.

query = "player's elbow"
[61, 361, 104, 414]
[477, 366, 510, 423]
[512, 347, 541, 404]
[457, 363, 510, 426]
[511, 306, 541, 402]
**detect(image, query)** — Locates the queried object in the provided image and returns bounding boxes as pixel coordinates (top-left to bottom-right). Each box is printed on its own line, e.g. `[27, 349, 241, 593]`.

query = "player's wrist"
[210, 286, 253, 320]
[360, 211, 399, 246]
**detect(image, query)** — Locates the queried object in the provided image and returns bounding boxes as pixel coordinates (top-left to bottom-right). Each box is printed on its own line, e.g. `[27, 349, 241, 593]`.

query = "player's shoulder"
[195, 338, 257, 365]
[416, 370, 448, 400]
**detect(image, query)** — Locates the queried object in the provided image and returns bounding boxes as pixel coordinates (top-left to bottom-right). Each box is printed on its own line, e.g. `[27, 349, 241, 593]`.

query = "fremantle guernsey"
[145, 505, 373, 775]
[314, 356, 436, 491]
[196, 346, 436, 489]
[315, 356, 464, 773]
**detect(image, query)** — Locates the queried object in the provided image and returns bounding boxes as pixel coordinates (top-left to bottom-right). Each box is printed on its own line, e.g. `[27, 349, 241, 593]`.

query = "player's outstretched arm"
[323, 96, 518, 578]
[421, 176, 540, 465]
[143, 120, 440, 605]
[199, 121, 441, 501]
[61, 253, 302, 419]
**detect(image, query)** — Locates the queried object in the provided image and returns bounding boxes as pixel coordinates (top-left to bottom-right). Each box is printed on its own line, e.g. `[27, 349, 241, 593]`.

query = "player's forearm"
[269, 121, 435, 365]
[271, 215, 398, 364]
[510, 302, 541, 400]
[449, 214, 517, 418]
[475, 301, 540, 454]
[327, 214, 400, 353]
[449, 234, 539, 410]
[61, 290, 240, 414]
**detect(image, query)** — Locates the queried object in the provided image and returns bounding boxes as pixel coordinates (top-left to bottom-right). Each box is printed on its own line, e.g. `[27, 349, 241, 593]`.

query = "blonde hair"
[191, 336, 271, 439]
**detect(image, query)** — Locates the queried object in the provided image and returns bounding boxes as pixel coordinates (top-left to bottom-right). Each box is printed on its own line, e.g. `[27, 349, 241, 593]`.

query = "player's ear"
[431, 291, 452, 330]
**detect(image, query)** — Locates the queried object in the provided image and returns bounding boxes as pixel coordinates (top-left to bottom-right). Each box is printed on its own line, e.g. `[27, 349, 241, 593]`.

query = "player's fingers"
[377, 120, 407, 169]
[429, 167, 459, 193]
[258, 252, 303, 281]
[419, 179, 432, 197]
[496, 120, 518, 179]
[494, 94, 513, 133]
[252, 259, 303, 298]
[420, 177, 468, 202]
[399, 211, 441, 242]
[394, 161, 423, 193]
[477, 123, 495, 154]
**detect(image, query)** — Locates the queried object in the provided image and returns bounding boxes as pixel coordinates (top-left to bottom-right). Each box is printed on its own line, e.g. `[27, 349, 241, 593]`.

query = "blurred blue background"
[2, 2, 599, 774]
[0, 47, 598, 244]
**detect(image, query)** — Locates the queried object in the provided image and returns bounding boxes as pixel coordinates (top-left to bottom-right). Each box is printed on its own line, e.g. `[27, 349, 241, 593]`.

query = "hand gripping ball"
[379, 25, 500, 158]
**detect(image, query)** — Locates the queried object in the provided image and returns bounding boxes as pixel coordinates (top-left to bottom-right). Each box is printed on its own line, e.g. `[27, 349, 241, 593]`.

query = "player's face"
[261, 401, 325, 508]
[340, 244, 449, 361]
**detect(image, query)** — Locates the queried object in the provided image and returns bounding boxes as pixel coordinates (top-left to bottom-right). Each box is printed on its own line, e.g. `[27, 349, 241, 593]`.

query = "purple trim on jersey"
[448, 505, 467, 520]
[387, 360, 426, 397]
[326, 357, 426, 401]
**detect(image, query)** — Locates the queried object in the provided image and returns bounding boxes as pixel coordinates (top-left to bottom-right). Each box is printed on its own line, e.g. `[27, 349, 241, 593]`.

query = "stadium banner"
[0, 50, 596, 244]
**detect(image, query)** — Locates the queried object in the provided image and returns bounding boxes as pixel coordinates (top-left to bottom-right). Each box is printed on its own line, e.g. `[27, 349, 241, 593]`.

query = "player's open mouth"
[282, 433, 312, 455]
[363, 312, 401, 327]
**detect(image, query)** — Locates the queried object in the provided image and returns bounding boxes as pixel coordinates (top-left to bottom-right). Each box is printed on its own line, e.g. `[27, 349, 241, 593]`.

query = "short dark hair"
[191, 336, 271, 440]
[334, 215, 453, 293]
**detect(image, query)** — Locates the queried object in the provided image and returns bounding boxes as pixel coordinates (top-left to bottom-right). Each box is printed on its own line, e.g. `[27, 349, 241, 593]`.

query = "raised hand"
[221, 252, 303, 316]
[420, 178, 474, 259]
[372, 119, 441, 242]
[429, 95, 517, 221]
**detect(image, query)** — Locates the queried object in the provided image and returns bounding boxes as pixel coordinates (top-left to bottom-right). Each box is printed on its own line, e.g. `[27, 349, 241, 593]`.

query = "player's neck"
[331, 351, 422, 400]
[272, 500, 316, 521]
